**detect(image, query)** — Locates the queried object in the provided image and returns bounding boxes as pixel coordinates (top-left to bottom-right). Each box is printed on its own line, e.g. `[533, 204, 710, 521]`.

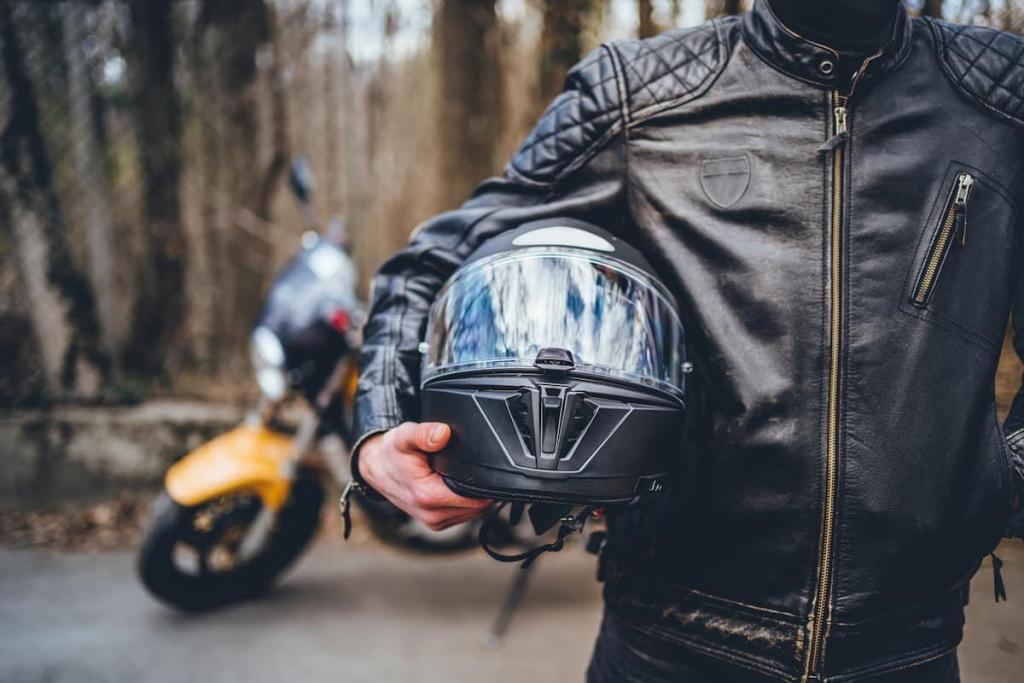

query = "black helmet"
[420, 218, 688, 511]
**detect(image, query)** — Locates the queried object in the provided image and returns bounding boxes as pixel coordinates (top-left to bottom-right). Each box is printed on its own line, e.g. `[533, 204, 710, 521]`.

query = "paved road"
[1, 538, 1021, 682]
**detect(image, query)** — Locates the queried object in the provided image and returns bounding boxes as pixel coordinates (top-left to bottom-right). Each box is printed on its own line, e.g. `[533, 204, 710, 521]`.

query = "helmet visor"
[423, 248, 686, 398]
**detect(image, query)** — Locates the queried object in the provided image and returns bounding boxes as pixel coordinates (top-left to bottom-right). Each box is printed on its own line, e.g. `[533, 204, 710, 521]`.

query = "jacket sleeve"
[352, 45, 629, 450]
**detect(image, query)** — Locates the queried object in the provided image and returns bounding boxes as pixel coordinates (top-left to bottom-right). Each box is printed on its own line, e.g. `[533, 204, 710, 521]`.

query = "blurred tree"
[124, 0, 185, 377]
[197, 0, 266, 193]
[707, 0, 743, 17]
[639, 0, 658, 37]
[670, 0, 684, 25]
[537, 0, 600, 113]
[322, 6, 342, 214]
[194, 0, 283, 365]
[62, 1, 119, 361]
[0, 2, 108, 398]
[260, 2, 289, 221]
[1001, 0, 1022, 32]
[434, 0, 504, 209]
[921, 0, 943, 17]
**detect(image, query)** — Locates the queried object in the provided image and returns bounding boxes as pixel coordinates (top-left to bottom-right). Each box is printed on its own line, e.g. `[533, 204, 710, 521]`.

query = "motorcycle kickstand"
[484, 559, 538, 648]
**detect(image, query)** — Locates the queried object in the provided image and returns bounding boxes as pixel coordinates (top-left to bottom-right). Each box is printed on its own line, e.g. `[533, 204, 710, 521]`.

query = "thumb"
[413, 422, 451, 453]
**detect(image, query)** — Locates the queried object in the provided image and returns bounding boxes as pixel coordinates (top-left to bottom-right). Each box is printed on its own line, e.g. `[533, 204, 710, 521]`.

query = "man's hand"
[357, 422, 491, 530]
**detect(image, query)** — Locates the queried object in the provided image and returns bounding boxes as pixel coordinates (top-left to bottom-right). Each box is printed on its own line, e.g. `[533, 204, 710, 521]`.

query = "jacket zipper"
[803, 90, 847, 683]
[803, 44, 882, 678]
[912, 172, 975, 306]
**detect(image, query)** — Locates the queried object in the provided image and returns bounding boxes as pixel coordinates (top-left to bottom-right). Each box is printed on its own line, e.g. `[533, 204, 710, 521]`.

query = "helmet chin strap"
[478, 502, 598, 569]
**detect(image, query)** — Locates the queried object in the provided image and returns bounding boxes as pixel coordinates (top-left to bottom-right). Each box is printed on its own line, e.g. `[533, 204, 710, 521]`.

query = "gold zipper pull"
[954, 173, 974, 246]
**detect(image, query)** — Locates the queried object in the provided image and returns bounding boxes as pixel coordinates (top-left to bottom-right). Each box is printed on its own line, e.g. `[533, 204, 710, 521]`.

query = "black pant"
[586, 612, 960, 683]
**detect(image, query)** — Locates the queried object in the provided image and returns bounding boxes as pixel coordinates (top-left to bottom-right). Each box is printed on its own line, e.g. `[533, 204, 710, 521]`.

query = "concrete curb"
[0, 401, 245, 507]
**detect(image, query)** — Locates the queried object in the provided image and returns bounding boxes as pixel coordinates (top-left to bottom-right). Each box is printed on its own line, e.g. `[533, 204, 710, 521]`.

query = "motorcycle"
[137, 158, 476, 611]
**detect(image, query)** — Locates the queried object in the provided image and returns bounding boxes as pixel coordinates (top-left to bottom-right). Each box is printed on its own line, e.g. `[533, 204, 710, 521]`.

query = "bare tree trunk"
[998, 0, 1021, 32]
[537, 0, 599, 113]
[125, 0, 186, 377]
[62, 1, 120, 361]
[434, 0, 504, 210]
[182, 9, 222, 370]
[259, 1, 289, 220]
[338, 0, 363, 228]
[920, 0, 943, 18]
[639, 0, 658, 38]
[197, 0, 274, 366]
[321, 9, 341, 216]
[0, 2, 107, 398]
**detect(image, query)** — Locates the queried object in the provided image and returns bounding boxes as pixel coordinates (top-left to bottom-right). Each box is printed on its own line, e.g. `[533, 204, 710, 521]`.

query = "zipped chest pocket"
[901, 163, 1018, 351]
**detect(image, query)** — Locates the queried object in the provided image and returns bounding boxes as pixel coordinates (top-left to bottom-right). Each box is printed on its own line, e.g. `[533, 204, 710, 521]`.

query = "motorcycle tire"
[355, 493, 517, 554]
[354, 493, 474, 553]
[137, 467, 324, 611]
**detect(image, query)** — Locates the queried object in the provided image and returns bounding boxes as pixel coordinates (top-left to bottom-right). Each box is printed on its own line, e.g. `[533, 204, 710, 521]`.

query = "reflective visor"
[423, 248, 686, 398]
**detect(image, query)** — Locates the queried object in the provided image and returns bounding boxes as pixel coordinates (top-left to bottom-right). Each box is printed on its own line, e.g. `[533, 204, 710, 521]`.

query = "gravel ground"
[0, 528, 1021, 682]
[0, 494, 150, 552]
[0, 536, 604, 683]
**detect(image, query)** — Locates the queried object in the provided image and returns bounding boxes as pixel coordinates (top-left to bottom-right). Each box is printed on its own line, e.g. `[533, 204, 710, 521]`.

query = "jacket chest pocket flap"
[901, 162, 1019, 351]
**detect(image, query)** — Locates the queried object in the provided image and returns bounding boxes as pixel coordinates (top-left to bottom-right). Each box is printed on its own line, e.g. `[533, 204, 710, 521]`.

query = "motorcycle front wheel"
[137, 467, 324, 611]
[355, 492, 521, 554]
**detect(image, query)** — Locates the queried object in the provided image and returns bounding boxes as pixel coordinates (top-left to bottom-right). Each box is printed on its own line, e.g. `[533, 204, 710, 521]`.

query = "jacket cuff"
[349, 431, 389, 502]
[1005, 427, 1024, 479]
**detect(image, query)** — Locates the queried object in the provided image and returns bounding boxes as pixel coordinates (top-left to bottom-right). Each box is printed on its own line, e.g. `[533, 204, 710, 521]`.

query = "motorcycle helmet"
[419, 218, 688, 509]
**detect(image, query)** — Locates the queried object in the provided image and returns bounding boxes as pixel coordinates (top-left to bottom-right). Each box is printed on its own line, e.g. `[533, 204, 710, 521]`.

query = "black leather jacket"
[355, 1, 1024, 679]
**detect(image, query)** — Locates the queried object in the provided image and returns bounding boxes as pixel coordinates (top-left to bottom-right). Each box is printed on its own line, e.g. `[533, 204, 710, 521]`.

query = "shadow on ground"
[1, 537, 1021, 682]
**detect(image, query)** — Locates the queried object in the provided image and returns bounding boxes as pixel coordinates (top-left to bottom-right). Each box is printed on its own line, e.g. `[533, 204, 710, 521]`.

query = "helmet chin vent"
[561, 398, 596, 458]
[509, 389, 537, 457]
[505, 385, 598, 467]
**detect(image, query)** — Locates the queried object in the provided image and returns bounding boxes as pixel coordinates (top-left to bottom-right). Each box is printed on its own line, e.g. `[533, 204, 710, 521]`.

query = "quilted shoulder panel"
[610, 16, 736, 123]
[507, 46, 623, 186]
[928, 19, 1024, 128]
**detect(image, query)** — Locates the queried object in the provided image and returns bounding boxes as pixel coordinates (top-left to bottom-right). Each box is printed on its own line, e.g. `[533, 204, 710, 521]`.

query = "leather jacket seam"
[672, 586, 803, 624]
[994, 404, 1015, 501]
[382, 286, 401, 422]
[827, 579, 969, 628]
[829, 642, 960, 682]
[625, 18, 733, 127]
[548, 124, 625, 188]
[925, 17, 1024, 130]
[616, 618, 794, 680]
[502, 164, 554, 189]
[899, 298, 1001, 352]
[613, 576, 804, 624]
[604, 44, 632, 129]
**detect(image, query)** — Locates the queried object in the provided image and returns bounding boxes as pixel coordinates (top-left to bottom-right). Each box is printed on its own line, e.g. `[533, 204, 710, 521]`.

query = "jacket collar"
[741, 0, 913, 91]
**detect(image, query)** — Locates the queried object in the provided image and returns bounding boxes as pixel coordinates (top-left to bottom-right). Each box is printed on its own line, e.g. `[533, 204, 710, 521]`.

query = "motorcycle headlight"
[251, 326, 287, 401]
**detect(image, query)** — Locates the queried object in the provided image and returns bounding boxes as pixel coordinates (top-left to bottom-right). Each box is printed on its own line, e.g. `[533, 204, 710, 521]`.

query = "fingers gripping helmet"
[419, 218, 688, 513]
